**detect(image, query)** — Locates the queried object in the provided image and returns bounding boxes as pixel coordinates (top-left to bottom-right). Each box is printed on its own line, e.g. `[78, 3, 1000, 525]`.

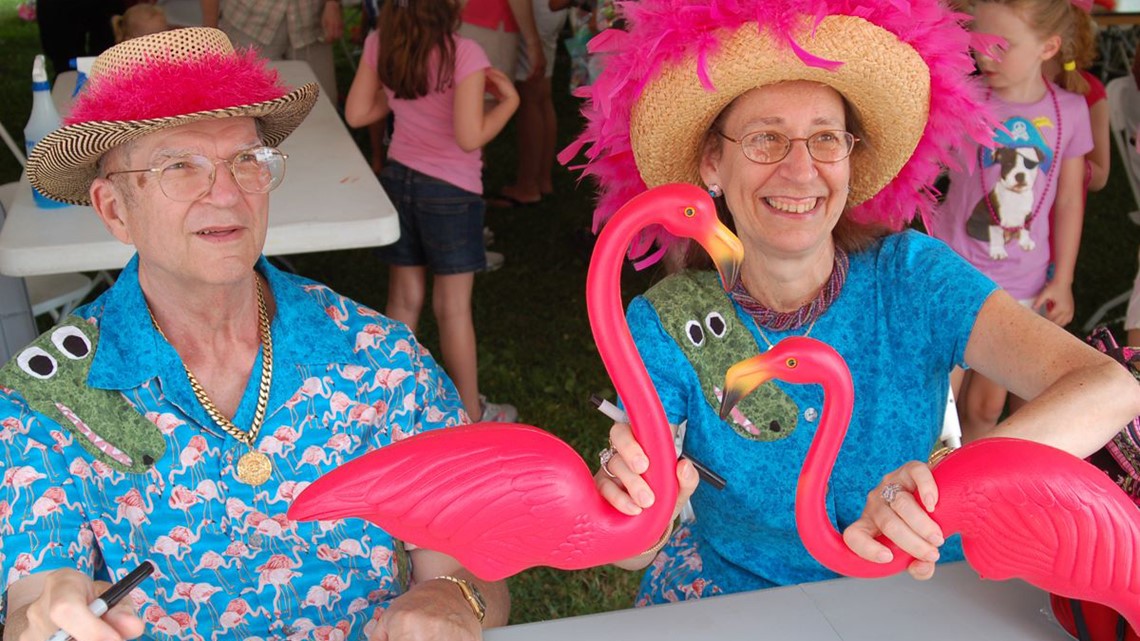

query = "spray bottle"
[24, 54, 67, 209]
[72, 56, 97, 97]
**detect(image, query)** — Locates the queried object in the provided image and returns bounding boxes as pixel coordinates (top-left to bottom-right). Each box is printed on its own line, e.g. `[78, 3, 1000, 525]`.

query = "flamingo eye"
[786, 358, 797, 368]
[51, 326, 91, 359]
[684, 320, 705, 346]
[16, 347, 57, 379]
[684, 207, 695, 217]
[705, 312, 727, 338]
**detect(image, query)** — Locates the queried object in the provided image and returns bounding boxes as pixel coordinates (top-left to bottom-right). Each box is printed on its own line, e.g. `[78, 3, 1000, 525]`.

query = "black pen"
[45, 561, 156, 641]
[589, 394, 728, 490]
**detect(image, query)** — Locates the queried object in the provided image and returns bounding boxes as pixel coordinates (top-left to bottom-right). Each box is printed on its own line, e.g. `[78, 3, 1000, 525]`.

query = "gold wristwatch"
[434, 575, 486, 623]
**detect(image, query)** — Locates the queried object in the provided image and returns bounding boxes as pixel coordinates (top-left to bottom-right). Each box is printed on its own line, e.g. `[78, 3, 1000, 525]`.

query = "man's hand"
[368, 578, 482, 641]
[321, 1, 344, 43]
[5, 569, 145, 641]
[523, 39, 546, 82]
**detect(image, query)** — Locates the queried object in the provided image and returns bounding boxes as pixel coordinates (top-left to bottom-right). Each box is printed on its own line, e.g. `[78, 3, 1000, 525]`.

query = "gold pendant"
[236, 450, 272, 486]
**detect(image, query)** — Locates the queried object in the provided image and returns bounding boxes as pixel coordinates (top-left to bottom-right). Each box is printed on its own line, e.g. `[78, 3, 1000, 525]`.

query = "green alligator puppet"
[644, 271, 798, 442]
[0, 317, 165, 473]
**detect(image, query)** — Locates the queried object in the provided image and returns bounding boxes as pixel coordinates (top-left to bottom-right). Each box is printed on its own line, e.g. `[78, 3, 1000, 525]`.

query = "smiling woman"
[569, 0, 1140, 607]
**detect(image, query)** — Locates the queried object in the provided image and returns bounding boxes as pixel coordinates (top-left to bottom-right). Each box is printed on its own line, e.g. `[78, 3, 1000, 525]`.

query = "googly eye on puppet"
[644, 272, 798, 442]
[50, 325, 92, 359]
[0, 318, 166, 473]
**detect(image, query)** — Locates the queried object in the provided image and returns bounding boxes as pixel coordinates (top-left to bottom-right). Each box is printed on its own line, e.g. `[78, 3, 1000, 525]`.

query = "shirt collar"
[87, 255, 357, 392]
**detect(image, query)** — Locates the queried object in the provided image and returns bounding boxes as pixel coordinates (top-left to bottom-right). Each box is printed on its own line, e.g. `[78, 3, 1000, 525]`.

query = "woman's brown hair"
[377, 0, 462, 100]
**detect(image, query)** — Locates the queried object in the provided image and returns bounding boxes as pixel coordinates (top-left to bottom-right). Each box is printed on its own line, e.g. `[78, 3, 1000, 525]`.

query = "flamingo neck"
[587, 213, 679, 525]
[794, 351, 907, 577]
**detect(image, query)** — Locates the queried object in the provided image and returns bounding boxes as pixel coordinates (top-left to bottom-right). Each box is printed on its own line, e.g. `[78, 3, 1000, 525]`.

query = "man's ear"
[90, 177, 134, 245]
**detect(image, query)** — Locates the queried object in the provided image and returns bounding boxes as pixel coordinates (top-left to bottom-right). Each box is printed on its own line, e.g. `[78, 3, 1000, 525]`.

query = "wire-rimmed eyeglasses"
[104, 146, 288, 202]
[717, 130, 858, 165]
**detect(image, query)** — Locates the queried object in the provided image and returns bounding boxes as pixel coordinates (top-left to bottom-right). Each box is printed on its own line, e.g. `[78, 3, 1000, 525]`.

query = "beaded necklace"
[729, 246, 849, 338]
[977, 80, 1062, 233]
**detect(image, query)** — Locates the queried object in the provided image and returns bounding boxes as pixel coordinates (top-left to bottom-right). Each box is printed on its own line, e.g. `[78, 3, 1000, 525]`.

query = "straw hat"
[27, 28, 319, 206]
[565, 0, 993, 265]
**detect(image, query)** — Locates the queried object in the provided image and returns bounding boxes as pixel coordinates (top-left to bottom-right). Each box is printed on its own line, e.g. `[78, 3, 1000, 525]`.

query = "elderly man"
[0, 28, 506, 641]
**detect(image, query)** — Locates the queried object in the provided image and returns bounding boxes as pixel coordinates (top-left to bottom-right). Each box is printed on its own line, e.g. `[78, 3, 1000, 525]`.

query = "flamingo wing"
[933, 440, 1140, 626]
[288, 423, 611, 581]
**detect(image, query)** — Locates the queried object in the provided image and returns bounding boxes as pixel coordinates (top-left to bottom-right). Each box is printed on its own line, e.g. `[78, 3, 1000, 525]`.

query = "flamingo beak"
[700, 221, 744, 291]
[719, 354, 773, 420]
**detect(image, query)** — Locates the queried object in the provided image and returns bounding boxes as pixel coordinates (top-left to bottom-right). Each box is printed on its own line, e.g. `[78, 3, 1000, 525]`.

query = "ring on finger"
[880, 482, 903, 505]
[598, 446, 618, 478]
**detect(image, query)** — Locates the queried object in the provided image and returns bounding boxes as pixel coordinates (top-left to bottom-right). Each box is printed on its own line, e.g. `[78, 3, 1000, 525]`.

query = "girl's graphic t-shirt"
[927, 83, 1092, 300]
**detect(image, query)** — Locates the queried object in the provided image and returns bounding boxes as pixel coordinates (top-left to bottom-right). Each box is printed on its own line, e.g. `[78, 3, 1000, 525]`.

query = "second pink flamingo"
[720, 336, 1140, 631]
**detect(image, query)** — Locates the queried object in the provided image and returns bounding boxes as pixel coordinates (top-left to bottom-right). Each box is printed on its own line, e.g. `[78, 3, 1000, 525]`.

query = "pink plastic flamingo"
[720, 336, 1140, 630]
[289, 183, 745, 580]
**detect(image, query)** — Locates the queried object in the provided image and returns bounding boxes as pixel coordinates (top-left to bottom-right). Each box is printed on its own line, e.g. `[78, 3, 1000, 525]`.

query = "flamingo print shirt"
[0, 255, 468, 640]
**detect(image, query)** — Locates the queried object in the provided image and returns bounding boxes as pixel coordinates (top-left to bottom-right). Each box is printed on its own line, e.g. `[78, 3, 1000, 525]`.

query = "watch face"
[465, 580, 487, 621]
[470, 583, 487, 611]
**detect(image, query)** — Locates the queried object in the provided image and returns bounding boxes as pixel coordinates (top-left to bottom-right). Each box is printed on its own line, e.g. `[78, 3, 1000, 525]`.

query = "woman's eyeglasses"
[105, 146, 288, 202]
[717, 130, 858, 164]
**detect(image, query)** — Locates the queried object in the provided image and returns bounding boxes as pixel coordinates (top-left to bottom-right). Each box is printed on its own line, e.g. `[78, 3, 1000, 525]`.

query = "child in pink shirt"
[345, 0, 519, 423]
[925, 0, 1093, 438]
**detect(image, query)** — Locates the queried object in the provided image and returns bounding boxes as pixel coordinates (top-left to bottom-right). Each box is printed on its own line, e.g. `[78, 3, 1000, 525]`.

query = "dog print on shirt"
[965, 116, 1055, 260]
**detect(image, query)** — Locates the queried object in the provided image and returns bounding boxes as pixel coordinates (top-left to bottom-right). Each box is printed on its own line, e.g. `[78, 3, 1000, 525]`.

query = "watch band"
[434, 575, 486, 623]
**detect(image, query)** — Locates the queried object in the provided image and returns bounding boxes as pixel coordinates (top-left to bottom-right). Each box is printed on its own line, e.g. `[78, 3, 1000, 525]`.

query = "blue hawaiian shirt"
[0, 255, 468, 640]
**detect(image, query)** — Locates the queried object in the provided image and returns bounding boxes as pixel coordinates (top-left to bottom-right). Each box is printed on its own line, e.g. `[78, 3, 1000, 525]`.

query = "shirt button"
[250, 533, 263, 547]
[803, 407, 819, 422]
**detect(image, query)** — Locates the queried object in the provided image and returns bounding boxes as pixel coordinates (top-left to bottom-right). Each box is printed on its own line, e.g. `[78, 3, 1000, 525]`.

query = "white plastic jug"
[24, 54, 68, 209]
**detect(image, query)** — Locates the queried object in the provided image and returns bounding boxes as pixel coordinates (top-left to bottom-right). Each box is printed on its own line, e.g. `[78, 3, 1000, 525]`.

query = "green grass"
[0, 0, 40, 182]
[3, 0, 1140, 625]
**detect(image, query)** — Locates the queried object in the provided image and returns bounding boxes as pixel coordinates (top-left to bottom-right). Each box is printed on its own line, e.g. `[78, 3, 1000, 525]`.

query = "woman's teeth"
[764, 197, 819, 213]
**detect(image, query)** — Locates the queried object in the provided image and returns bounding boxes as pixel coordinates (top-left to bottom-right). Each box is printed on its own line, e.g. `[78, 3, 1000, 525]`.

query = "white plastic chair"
[0, 182, 95, 322]
[1083, 76, 1140, 332]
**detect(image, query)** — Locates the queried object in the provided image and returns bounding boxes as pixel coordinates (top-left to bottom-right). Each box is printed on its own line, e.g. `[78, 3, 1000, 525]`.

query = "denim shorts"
[377, 161, 486, 274]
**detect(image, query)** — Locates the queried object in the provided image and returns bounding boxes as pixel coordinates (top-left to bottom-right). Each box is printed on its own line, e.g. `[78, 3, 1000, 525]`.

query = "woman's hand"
[842, 461, 946, 581]
[596, 421, 699, 514]
[594, 421, 699, 569]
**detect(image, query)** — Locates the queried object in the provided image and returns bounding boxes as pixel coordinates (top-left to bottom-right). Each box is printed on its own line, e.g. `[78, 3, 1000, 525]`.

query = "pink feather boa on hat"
[67, 49, 289, 126]
[561, 0, 995, 268]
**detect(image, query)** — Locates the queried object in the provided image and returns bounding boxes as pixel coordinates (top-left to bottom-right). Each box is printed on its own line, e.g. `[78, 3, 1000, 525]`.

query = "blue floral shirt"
[0, 256, 468, 640]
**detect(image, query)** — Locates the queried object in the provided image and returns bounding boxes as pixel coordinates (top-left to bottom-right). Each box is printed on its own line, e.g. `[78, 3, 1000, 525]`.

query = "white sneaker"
[482, 251, 504, 272]
[479, 395, 518, 422]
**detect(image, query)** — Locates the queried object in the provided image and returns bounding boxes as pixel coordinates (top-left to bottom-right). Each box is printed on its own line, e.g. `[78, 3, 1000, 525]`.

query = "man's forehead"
[129, 117, 261, 156]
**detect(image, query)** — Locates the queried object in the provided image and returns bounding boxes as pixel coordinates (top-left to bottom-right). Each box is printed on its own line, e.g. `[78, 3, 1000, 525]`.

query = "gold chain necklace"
[149, 278, 274, 486]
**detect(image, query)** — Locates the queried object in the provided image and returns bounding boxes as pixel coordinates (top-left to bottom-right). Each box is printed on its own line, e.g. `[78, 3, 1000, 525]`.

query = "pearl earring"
[708, 184, 723, 198]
